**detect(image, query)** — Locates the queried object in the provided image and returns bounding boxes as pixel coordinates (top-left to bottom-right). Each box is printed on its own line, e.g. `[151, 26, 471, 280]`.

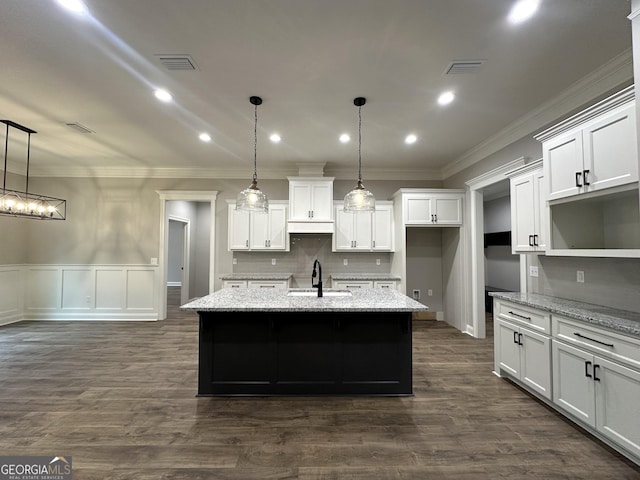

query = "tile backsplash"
[233, 234, 391, 288]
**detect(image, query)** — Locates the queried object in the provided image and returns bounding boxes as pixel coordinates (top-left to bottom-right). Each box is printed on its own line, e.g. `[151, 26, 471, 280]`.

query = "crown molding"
[441, 48, 633, 180]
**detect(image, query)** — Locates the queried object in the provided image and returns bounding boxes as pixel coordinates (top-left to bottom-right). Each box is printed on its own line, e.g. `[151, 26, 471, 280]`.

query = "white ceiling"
[0, 0, 633, 181]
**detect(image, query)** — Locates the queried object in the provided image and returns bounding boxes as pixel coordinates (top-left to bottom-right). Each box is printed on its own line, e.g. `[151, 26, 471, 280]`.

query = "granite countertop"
[330, 274, 401, 281]
[220, 273, 293, 281]
[489, 292, 640, 338]
[182, 287, 428, 313]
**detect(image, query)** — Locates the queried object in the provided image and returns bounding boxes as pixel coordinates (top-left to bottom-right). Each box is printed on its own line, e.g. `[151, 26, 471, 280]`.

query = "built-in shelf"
[484, 231, 512, 248]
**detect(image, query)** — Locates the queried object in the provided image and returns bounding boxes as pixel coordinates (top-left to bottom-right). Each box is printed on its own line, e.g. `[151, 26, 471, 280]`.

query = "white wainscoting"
[0, 265, 159, 323]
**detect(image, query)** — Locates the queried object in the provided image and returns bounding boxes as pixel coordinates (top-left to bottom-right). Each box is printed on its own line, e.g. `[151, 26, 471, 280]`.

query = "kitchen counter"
[182, 287, 424, 396]
[489, 292, 640, 338]
[182, 287, 427, 313]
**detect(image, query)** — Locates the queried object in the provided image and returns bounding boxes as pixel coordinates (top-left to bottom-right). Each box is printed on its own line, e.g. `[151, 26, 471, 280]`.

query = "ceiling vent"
[65, 122, 94, 134]
[444, 60, 486, 75]
[155, 54, 198, 71]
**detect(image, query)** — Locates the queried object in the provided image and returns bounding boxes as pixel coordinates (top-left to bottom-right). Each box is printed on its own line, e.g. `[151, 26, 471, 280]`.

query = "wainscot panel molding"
[1, 265, 159, 322]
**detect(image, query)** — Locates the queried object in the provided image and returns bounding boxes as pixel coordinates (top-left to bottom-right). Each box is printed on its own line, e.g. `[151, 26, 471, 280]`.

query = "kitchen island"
[181, 287, 427, 396]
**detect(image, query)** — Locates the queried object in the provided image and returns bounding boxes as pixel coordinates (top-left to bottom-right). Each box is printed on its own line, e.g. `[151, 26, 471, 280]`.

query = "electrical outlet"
[412, 289, 420, 300]
[232, 258, 237, 265]
[343, 259, 348, 266]
[271, 258, 276, 266]
[529, 266, 539, 277]
[150, 257, 158, 265]
[376, 258, 381, 266]
[577, 270, 585, 283]
[428, 289, 433, 297]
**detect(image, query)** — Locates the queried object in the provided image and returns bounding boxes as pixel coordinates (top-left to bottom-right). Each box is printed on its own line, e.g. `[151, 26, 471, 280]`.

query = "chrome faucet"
[312, 259, 323, 297]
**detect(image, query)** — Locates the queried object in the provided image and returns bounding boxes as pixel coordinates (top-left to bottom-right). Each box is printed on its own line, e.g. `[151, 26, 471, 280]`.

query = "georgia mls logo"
[0, 456, 72, 480]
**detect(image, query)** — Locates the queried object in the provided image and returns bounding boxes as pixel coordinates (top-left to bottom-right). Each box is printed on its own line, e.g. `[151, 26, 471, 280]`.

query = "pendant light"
[236, 96, 269, 213]
[344, 97, 375, 212]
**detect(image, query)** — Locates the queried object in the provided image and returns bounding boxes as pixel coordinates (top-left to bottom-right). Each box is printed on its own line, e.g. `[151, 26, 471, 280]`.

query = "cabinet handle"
[533, 234, 539, 247]
[583, 169, 590, 186]
[575, 171, 582, 187]
[529, 235, 534, 247]
[508, 311, 531, 321]
[246, 240, 249, 247]
[585, 360, 592, 378]
[513, 331, 519, 344]
[518, 333, 523, 346]
[434, 214, 438, 222]
[373, 240, 376, 248]
[260, 285, 275, 288]
[593, 364, 601, 382]
[573, 332, 614, 348]
[311, 210, 314, 218]
[431, 214, 435, 222]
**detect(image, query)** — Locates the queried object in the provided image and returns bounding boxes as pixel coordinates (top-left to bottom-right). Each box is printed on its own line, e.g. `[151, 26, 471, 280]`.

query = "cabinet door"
[404, 197, 432, 224]
[249, 210, 270, 250]
[532, 170, 547, 251]
[583, 103, 638, 194]
[228, 206, 250, 250]
[267, 204, 288, 250]
[309, 183, 333, 221]
[511, 174, 536, 252]
[496, 320, 521, 378]
[520, 327, 551, 399]
[289, 182, 312, 221]
[353, 211, 372, 250]
[372, 204, 393, 251]
[432, 196, 462, 225]
[552, 340, 596, 427]
[544, 130, 584, 201]
[594, 357, 640, 458]
[334, 208, 355, 250]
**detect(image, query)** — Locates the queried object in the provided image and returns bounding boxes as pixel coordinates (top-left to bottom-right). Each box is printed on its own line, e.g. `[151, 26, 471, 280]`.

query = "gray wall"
[405, 228, 444, 312]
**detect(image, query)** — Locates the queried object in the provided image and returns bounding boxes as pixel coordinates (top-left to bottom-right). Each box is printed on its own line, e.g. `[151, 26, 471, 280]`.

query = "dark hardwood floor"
[1, 305, 639, 479]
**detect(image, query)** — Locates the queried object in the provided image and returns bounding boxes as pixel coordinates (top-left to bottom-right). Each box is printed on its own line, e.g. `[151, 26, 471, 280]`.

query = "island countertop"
[182, 287, 428, 313]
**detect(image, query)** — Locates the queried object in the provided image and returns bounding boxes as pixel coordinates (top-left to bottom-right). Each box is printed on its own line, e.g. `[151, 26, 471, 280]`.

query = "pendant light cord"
[358, 104, 362, 182]
[253, 103, 258, 182]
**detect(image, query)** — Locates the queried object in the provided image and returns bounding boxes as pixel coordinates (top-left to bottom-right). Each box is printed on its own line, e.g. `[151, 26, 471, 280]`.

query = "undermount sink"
[287, 289, 352, 297]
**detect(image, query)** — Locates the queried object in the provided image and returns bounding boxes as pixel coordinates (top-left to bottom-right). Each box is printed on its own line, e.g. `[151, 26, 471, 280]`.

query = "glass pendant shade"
[236, 179, 269, 213]
[236, 96, 269, 213]
[344, 180, 375, 212]
[344, 97, 375, 212]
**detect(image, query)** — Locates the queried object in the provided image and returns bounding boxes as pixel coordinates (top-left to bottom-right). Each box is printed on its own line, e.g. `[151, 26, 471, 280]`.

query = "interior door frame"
[157, 190, 218, 320]
[168, 216, 191, 305]
[464, 157, 525, 338]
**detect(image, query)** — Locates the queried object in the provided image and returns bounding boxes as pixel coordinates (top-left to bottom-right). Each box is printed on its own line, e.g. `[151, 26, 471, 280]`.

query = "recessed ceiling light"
[339, 134, 351, 143]
[199, 133, 212, 142]
[438, 91, 455, 106]
[55, 0, 88, 14]
[154, 88, 173, 103]
[270, 134, 281, 143]
[405, 134, 417, 145]
[508, 0, 540, 24]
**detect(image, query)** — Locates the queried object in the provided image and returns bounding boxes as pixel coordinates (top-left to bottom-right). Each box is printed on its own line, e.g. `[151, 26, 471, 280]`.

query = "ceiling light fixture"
[154, 88, 173, 103]
[339, 134, 350, 144]
[269, 133, 281, 143]
[236, 96, 269, 213]
[55, 0, 88, 14]
[199, 133, 212, 142]
[1, 120, 66, 220]
[344, 97, 375, 213]
[438, 91, 455, 106]
[508, 0, 540, 24]
[405, 134, 417, 145]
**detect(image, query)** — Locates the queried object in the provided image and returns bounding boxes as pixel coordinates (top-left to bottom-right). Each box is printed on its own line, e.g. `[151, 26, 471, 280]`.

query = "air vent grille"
[65, 122, 94, 134]
[155, 55, 198, 71]
[444, 60, 486, 75]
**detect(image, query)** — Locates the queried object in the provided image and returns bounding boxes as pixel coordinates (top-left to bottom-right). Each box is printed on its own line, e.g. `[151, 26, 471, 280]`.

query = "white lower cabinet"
[223, 280, 289, 289]
[332, 280, 398, 290]
[496, 318, 552, 400]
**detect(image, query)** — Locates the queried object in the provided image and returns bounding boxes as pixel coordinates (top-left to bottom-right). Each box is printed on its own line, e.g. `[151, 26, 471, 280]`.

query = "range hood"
[287, 164, 335, 234]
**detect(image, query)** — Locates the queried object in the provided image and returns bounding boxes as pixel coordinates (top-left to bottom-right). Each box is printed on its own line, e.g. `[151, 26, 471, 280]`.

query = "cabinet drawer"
[553, 315, 640, 370]
[374, 281, 397, 290]
[496, 300, 550, 335]
[247, 280, 289, 289]
[332, 280, 373, 289]
[223, 281, 247, 289]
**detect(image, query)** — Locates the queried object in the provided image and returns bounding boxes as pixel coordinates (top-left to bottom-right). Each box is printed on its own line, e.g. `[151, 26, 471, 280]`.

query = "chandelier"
[1, 120, 66, 220]
[344, 97, 375, 212]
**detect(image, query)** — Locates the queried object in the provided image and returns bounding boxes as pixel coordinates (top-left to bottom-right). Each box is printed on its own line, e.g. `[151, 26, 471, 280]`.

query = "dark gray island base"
[182, 288, 427, 396]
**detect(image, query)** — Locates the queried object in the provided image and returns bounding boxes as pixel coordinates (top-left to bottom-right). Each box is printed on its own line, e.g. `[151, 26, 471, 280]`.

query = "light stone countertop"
[182, 287, 428, 313]
[220, 273, 293, 281]
[330, 274, 401, 281]
[489, 292, 640, 338]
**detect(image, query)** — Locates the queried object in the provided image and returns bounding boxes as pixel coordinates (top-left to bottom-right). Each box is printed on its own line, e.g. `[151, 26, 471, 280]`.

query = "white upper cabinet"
[538, 86, 638, 202]
[508, 161, 547, 253]
[333, 201, 394, 252]
[288, 177, 334, 233]
[401, 191, 463, 226]
[228, 201, 289, 251]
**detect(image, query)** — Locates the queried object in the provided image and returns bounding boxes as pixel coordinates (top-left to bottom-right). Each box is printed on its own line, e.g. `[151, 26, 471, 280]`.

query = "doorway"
[168, 217, 190, 306]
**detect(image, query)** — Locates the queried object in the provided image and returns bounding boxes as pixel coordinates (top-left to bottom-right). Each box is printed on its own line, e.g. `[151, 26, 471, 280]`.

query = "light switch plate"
[271, 258, 276, 265]
[577, 270, 585, 283]
[343, 259, 348, 266]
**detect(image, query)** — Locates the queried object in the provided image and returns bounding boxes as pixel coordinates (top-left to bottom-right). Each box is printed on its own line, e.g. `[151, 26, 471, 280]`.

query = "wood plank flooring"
[1, 307, 639, 479]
